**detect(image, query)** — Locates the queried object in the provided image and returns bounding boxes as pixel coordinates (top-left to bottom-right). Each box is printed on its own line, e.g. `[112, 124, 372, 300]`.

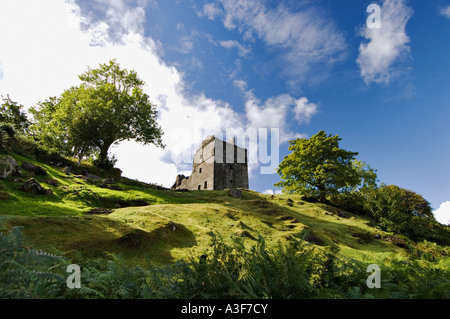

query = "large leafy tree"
[30, 60, 164, 166]
[275, 131, 363, 202]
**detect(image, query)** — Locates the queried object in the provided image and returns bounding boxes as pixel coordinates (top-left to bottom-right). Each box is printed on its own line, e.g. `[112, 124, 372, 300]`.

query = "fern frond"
[346, 286, 362, 299]
[79, 286, 105, 299]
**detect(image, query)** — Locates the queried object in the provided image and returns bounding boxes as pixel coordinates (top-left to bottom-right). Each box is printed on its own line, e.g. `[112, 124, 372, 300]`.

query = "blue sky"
[0, 0, 449, 224]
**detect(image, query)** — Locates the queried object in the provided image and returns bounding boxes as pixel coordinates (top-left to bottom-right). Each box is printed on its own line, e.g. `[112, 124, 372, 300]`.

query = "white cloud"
[245, 93, 291, 130]
[244, 92, 310, 143]
[74, 0, 148, 44]
[217, 0, 346, 81]
[293, 97, 318, 124]
[357, 0, 413, 84]
[199, 3, 223, 20]
[219, 40, 250, 57]
[433, 201, 450, 225]
[0, 0, 316, 187]
[110, 141, 178, 187]
[440, 6, 450, 19]
[233, 79, 247, 91]
[0, 0, 241, 187]
[178, 36, 194, 54]
[261, 189, 282, 195]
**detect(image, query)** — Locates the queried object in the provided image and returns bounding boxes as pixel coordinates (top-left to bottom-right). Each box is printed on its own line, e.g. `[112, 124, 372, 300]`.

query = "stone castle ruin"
[172, 135, 249, 191]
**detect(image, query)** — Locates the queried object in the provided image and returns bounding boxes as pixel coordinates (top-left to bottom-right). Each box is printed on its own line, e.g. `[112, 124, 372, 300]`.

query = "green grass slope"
[0, 153, 421, 266]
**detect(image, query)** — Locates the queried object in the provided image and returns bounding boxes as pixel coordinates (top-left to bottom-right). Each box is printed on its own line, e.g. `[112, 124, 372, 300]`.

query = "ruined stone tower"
[172, 135, 249, 190]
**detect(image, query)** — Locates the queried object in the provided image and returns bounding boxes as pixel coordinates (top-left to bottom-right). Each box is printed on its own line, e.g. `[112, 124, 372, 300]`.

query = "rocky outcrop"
[85, 172, 102, 180]
[20, 161, 47, 176]
[172, 174, 188, 189]
[382, 235, 407, 248]
[0, 156, 20, 180]
[18, 178, 52, 195]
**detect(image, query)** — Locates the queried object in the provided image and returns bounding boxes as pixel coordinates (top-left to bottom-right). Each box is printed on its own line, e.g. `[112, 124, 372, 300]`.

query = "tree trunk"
[76, 148, 85, 167]
[97, 141, 114, 167]
[318, 184, 327, 203]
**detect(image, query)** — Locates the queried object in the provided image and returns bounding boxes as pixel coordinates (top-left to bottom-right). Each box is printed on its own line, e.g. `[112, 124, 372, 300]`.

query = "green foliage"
[0, 228, 450, 299]
[30, 60, 164, 166]
[275, 131, 370, 202]
[29, 96, 69, 156]
[7, 132, 40, 157]
[0, 95, 30, 134]
[332, 183, 450, 245]
[171, 232, 366, 299]
[0, 123, 15, 138]
[0, 227, 69, 298]
[363, 185, 434, 224]
[362, 185, 433, 232]
[67, 253, 152, 299]
[2, 228, 449, 299]
[0, 122, 40, 157]
[0, 128, 9, 152]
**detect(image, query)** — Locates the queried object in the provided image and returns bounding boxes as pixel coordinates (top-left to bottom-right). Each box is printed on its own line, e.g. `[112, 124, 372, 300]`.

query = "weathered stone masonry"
[172, 135, 249, 190]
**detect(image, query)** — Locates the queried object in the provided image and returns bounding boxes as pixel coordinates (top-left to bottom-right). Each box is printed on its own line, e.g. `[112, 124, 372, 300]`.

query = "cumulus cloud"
[440, 6, 450, 18]
[293, 97, 318, 124]
[0, 0, 241, 186]
[245, 93, 291, 130]
[433, 201, 450, 225]
[357, 0, 413, 84]
[216, 0, 346, 81]
[244, 92, 309, 143]
[75, 0, 148, 44]
[0, 0, 317, 186]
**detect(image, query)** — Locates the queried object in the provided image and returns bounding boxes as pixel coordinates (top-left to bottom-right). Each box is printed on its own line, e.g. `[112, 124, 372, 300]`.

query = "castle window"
[229, 164, 233, 170]
[199, 168, 202, 173]
[204, 181, 207, 189]
[230, 180, 233, 184]
[198, 185, 201, 190]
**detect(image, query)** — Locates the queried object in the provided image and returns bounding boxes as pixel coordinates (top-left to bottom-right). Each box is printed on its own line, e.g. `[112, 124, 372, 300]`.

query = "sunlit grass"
[0, 153, 443, 268]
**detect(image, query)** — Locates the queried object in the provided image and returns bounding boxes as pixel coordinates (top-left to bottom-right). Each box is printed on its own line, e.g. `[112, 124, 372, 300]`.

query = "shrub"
[7, 133, 40, 157]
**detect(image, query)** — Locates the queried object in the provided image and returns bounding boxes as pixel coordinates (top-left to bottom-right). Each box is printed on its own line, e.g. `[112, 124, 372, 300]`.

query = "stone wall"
[172, 135, 248, 191]
[214, 139, 248, 190]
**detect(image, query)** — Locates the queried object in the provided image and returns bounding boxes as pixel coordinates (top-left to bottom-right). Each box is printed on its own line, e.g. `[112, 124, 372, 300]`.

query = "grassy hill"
[0, 153, 420, 268]
[1, 153, 450, 299]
